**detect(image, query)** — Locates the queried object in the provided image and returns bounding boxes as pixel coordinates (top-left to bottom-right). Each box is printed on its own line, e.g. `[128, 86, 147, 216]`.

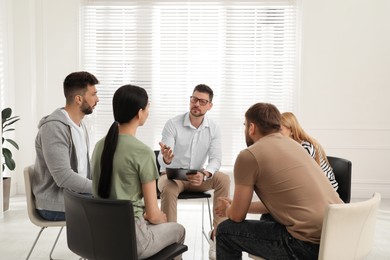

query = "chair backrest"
[318, 192, 381, 260]
[64, 189, 137, 260]
[23, 165, 66, 227]
[154, 150, 161, 172]
[23, 165, 40, 226]
[154, 150, 162, 198]
[327, 156, 352, 203]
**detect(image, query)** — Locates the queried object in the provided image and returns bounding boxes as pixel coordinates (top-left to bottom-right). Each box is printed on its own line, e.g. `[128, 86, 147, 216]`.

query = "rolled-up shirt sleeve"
[158, 119, 176, 172]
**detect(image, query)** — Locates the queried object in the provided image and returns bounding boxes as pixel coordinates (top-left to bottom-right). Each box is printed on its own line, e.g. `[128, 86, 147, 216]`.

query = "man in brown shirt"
[215, 103, 343, 259]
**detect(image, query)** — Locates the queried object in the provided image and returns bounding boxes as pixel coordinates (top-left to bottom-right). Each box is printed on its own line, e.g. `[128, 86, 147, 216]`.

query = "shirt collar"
[183, 112, 210, 129]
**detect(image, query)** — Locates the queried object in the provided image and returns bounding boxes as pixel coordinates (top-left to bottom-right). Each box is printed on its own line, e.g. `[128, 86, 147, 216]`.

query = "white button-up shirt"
[158, 112, 222, 174]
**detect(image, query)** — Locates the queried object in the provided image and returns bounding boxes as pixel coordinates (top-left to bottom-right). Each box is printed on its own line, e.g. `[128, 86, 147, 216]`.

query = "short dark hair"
[245, 103, 281, 135]
[193, 84, 214, 102]
[63, 71, 99, 104]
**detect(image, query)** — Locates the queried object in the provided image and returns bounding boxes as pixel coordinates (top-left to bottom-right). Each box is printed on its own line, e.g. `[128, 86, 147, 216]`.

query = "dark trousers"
[216, 214, 319, 260]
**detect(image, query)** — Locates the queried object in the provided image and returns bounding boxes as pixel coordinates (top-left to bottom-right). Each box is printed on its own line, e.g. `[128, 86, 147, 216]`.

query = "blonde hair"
[281, 112, 329, 165]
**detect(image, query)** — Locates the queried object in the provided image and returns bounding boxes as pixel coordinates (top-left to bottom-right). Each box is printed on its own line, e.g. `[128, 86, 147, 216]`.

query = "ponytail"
[98, 121, 119, 198]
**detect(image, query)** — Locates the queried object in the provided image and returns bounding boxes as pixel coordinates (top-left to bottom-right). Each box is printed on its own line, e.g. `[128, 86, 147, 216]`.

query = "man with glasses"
[158, 84, 230, 260]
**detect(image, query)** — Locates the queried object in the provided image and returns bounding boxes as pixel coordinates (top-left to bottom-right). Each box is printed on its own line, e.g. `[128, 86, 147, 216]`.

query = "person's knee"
[157, 175, 168, 192]
[221, 172, 231, 185]
[177, 224, 186, 243]
[216, 219, 232, 236]
[214, 172, 231, 188]
[159, 181, 180, 198]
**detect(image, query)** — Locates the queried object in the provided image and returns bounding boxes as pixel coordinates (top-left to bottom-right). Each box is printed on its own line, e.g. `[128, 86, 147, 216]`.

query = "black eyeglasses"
[190, 96, 210, 106]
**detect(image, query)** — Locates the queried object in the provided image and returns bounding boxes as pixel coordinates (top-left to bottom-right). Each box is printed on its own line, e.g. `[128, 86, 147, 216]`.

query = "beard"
[190, 107, 205, 117]
[245, 131, 254, 147]
[81, 100, 94, 115]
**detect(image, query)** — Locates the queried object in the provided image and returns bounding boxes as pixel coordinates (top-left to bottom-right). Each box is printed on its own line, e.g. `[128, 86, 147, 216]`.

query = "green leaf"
[3, 147, 12, 159]
[1, 107, 20, 172]
[3, 128, 16, 133]
[2, 148, 16, 171]
[5, 139, 19, 149]
[5, 157, 16, 171]
[1, 108, 12, 119]
[3, 117, 20, 128]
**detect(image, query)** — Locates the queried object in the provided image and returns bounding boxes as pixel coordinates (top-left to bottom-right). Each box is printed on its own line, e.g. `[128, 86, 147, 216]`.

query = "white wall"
[299, 0, 390, 198]
[6, 0, 390, 199]
[9, 0, 80, 196]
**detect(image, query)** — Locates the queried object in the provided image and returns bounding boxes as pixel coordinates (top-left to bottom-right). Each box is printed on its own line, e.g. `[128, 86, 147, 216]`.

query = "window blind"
[81, 0, 298, 166]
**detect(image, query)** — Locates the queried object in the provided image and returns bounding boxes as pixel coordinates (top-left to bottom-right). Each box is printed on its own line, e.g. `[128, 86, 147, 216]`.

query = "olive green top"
[91, 134, 159, 219]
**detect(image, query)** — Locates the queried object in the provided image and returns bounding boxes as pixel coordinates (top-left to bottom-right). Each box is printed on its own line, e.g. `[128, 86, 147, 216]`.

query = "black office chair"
[154, 150, 213, 243]
[327, 156, 352, 203]
[63, 189, 188, 260]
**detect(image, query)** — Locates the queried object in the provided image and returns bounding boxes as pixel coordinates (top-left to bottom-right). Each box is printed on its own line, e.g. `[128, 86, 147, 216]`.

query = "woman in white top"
[280, 112, 338, 190]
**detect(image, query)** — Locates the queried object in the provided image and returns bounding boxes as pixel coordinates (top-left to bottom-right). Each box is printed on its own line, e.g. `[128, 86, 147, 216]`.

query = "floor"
[1, 195, 390, 260]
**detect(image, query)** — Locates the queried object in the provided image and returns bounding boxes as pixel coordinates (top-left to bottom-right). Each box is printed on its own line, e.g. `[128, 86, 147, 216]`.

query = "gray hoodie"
[33, 108, 92, 212]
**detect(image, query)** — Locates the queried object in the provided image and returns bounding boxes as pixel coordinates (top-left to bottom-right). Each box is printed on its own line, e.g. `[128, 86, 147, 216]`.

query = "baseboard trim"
[352, 181, 390, 199]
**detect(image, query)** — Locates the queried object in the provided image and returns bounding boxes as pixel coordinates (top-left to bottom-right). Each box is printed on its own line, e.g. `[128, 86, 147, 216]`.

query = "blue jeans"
[216, 214, 319, 260]
[37, 209, 66, 221]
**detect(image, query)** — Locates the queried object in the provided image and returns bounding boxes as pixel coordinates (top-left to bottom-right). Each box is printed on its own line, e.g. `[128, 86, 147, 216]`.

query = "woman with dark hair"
[91, 84, 185, 259]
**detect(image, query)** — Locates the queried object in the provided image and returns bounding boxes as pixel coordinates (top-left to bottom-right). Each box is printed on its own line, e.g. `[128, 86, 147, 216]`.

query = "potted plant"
[2, 107, 20, 211]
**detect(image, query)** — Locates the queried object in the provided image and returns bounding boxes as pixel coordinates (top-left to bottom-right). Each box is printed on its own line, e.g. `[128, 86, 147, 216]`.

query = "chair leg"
[26, 226, 47, 259]
[26, 226, 64, 260]
[206, 197, 212, 229]
[49, 226, 64, 260]
[202, 198, 213, 244]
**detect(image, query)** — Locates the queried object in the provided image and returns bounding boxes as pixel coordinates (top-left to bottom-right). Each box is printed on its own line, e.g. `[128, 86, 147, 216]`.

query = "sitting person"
[280, 111, 338, 190]
[33, 71, 99, 221]
[157, 84, 230, 260]
[91, 84, 185, 259]
[215, 103, 343, 259]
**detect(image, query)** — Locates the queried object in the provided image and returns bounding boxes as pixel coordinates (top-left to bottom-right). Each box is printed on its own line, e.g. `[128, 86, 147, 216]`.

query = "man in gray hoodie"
[33, 71, 99, 221]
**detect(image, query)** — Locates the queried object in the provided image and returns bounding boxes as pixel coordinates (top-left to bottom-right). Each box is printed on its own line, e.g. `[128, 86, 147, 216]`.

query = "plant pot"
[3, 177, 11, 211]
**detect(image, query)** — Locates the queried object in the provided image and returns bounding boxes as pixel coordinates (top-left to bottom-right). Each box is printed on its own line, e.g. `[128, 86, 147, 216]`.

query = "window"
[81, 0, 299, 166]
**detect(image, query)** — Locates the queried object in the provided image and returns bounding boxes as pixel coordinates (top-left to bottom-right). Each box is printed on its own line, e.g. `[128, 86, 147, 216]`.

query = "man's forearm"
[248, 201, 268, 214]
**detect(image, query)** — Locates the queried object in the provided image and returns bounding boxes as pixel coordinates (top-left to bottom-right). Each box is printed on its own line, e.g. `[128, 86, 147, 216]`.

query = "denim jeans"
[37, 209, 66, 221]
[216, 214, 319, 260]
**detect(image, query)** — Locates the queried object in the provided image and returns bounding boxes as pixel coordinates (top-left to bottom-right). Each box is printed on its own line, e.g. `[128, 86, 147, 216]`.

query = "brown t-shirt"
[234, 133, 343, 244]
